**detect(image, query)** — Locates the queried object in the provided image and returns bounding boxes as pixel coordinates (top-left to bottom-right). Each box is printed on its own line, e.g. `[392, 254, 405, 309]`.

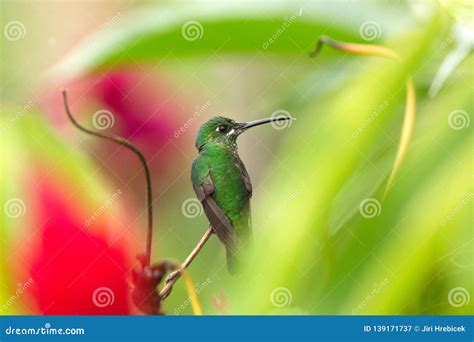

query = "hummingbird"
[192, 115, 292, 274]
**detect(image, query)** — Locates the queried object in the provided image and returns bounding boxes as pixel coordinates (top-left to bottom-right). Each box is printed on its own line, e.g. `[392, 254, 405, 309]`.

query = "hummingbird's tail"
[226, 238, 252, 275]
[226, 217, 252, 275]
[226, 248, 242, 275]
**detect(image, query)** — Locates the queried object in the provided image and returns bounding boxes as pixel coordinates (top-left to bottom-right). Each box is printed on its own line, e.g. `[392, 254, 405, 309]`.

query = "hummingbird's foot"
[165, 270, 181, 284]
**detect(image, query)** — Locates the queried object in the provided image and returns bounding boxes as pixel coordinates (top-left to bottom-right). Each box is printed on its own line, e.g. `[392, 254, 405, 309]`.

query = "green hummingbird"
[192, 115, 292, 274]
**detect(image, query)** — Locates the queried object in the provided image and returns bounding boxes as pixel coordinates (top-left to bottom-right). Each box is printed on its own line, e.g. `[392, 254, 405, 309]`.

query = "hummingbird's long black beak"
[239, 116, 294, 130]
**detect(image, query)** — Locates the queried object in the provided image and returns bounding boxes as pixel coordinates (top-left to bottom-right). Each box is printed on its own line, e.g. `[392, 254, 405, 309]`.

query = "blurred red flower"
[27, 180, 133, 315]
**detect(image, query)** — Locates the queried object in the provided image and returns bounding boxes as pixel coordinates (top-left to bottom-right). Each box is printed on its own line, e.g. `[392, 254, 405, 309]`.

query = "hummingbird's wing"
[234, 158, 253, 241]
[193, 176, 239, 255]
[237, 159, 252, 196]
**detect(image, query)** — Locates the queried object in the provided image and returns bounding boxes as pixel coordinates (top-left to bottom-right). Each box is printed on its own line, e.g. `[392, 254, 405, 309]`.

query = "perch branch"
[62, 90, 154, 266]
[159, 226, 214, 300]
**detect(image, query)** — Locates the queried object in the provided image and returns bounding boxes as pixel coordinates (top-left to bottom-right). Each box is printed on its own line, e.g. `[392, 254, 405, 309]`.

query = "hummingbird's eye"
[217, 125, 228, 133]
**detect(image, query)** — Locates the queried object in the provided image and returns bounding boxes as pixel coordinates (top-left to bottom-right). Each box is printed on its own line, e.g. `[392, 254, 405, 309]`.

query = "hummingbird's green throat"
[192, 114, 292, 274]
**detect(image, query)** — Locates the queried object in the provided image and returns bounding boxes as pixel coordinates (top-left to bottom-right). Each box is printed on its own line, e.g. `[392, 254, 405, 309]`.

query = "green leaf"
[50, 1, 407, 80]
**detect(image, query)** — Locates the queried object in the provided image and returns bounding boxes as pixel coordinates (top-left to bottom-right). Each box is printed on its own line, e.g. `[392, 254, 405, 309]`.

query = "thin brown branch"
[62, 90, 154, 266]
[159, 226, 214, 300]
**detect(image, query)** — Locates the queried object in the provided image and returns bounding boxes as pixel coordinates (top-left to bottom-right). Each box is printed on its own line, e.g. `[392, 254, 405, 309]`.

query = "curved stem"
[62, 90, 154, 266]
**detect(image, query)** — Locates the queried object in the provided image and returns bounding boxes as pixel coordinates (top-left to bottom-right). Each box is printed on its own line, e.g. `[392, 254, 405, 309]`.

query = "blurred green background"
[0, 0, 472, 315]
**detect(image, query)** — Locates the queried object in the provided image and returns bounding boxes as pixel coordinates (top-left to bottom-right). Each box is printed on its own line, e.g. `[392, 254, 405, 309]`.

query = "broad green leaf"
[50, 1, 409, 80]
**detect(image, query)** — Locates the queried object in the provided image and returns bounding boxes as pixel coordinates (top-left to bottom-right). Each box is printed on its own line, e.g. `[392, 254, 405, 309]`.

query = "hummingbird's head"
[195, 116, 238, 150]
[195, 115, 293, 151]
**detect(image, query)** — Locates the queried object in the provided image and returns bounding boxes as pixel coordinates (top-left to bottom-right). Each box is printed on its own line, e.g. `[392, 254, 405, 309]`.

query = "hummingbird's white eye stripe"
[227, 129, 235, 136]
[215, 127, 220, 132]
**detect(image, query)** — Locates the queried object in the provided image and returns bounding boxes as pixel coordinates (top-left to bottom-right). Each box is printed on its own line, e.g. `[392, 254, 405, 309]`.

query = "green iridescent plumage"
[191, 115, 292, 274]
